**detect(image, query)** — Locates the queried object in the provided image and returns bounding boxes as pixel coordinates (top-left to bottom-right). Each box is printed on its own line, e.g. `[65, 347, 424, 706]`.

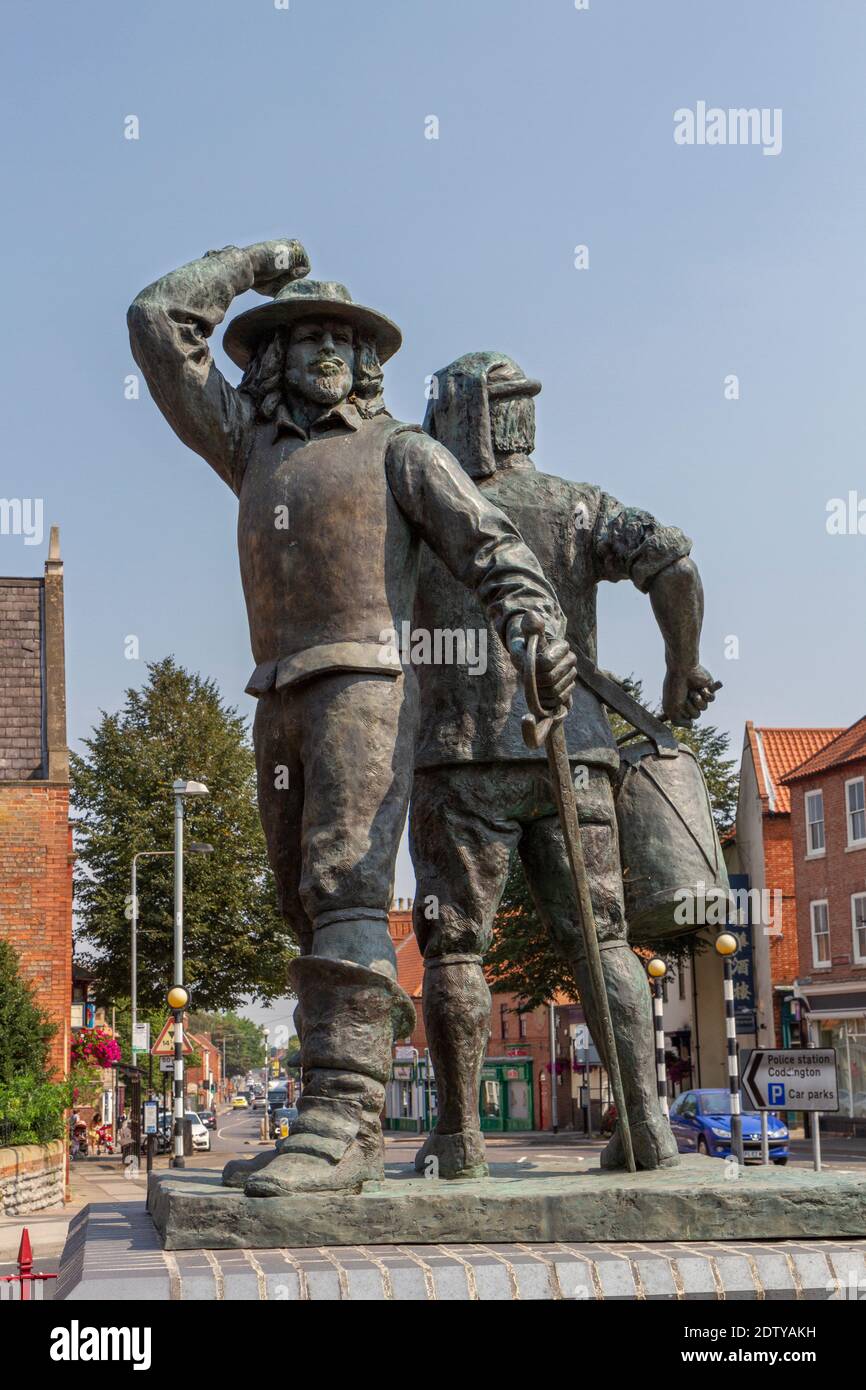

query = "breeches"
[254, 669, 417, 956]
[410, 761, 626, 961]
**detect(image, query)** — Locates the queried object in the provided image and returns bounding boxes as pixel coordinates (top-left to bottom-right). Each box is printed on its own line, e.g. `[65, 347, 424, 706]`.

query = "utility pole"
[548, 1002, 559, 1134]
[168, 780, 209, 1168]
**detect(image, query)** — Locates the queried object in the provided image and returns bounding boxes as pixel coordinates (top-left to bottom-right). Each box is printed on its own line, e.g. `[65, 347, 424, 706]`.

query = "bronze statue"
[128, 245, 576, 1195]
[411, 351, 719, 1176]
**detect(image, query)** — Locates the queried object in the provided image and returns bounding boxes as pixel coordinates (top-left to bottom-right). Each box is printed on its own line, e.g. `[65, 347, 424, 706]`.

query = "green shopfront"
[384, 1053, 534, 1132]
[479, 1058, 534, 1132]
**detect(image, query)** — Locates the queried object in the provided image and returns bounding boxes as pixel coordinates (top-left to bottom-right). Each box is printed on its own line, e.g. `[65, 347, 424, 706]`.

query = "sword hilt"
[520, 611, 566, 750]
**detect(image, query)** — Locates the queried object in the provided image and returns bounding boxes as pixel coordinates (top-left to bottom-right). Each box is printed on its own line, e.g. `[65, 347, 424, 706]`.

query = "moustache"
[308, 357, 347, 375]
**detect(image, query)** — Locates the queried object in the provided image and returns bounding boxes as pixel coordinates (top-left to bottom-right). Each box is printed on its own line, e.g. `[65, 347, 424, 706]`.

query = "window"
[805, 790, 826, 855]
[852, 894, 866, 965]
[499, 1003, 509, 1040]
[846, 778, 866, 846]
[810, 900, 831, 968]
[518, 1011, 527, 1039]
[678, 965, 686, 1001]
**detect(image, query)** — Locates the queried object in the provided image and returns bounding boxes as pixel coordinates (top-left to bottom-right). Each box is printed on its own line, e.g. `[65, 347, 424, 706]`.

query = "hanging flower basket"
[70, 1027, 122, 1070]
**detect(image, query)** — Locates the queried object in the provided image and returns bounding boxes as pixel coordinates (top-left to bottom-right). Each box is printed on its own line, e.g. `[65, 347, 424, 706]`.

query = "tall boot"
[414, 957, 490, 1180]
[571, 943, 678, 1171]
[222, 999, 305, 1189]
[243, 956, 415, 1197]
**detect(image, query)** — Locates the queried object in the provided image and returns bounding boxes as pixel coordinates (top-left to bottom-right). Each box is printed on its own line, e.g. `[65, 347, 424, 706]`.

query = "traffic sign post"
[150, 1015, 193, 1057]
[741, 1048, 838, 1173]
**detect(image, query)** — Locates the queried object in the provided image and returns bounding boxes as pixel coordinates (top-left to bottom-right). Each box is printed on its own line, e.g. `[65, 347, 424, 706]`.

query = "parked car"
[669, 1089, 789, 1164]
[185, 1112, 211, 1152]
[231, 1094, 249, 1109]
[197, 1108, 216, 1130]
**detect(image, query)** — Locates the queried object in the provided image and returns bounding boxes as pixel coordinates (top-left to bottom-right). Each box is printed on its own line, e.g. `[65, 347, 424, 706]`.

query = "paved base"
[55, 1201, 866, 1301]
[148, 1156, 866, 1250]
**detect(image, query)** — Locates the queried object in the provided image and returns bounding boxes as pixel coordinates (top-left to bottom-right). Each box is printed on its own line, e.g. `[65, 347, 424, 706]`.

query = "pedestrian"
[118, 1115, 133, 1166]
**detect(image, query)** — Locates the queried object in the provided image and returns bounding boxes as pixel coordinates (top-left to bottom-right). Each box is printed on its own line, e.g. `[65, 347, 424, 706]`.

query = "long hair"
[238, 327, 388, 422]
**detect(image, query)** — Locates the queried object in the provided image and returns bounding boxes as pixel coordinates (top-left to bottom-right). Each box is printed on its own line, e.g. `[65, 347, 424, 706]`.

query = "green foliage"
[187, 1011, 266, 1076]
[486, 678, 739, 1006]
[0, 939, 56, 1084]
[71, 658, 297, 1011]
[0, 1074, 72, 1145]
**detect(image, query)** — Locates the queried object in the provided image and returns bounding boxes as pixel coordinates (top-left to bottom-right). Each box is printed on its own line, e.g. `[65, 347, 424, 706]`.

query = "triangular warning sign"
[150, 1015, 193, 1056]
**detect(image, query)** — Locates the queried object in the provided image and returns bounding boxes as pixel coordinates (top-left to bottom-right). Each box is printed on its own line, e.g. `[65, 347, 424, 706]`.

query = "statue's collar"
[272, 399, 362, 442]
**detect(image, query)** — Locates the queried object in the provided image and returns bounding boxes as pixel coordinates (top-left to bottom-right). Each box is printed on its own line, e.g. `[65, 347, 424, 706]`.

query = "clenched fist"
[245, 239, 311, 297]
[662, 665, 719, 725]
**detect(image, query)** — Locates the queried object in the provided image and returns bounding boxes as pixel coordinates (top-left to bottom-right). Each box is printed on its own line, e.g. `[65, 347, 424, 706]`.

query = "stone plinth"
[148, 1156, 866, 1251]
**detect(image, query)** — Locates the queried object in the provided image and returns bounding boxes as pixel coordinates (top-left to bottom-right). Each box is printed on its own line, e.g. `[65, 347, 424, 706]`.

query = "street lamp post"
[169, 780, 209, 1169]
[131, 839, 213, 1164]
[263, 1028, 270, 1141]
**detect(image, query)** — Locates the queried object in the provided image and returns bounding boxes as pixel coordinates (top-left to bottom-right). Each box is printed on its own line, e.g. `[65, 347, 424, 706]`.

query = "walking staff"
[520, 613, 636, 1173]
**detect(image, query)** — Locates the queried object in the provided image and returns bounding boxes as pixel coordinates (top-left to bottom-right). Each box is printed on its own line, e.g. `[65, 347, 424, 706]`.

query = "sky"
[3, 2, 865, 1027]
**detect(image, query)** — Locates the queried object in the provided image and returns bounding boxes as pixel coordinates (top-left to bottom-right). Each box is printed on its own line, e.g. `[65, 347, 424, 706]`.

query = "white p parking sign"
[741, 1048, 838, 1113]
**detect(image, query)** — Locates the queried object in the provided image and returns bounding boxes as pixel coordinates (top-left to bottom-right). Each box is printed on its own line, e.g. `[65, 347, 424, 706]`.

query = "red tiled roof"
[746, 723, 843, 815]
[389, 907, 576, 1006]
[779, 715, 866, 784]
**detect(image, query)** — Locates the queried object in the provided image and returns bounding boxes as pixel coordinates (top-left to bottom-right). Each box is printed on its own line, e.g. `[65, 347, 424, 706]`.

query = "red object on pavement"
[0, 1227, 58, 1301]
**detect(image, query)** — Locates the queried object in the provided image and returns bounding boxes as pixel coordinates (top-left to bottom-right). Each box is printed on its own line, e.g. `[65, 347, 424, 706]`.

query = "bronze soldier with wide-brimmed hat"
[128, 244, 577, 1196]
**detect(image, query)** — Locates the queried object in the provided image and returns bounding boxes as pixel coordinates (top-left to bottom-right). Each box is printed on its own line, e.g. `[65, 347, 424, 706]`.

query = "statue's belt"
[245, 641, 402, 697]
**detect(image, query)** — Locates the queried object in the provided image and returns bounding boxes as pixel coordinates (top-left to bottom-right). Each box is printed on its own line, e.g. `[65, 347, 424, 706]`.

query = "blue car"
[669, 1088, 789, 1164]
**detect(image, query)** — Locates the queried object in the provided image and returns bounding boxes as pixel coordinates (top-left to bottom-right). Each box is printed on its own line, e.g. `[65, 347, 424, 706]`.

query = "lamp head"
[172, 780, 209, 797]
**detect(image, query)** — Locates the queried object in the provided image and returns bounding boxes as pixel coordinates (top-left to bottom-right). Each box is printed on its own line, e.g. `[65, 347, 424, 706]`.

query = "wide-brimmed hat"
[222, 278, 403, 370]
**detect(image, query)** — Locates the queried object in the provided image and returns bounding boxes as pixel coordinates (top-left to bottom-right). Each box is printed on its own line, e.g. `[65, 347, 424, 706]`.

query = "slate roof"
[0, 577, 45, 780]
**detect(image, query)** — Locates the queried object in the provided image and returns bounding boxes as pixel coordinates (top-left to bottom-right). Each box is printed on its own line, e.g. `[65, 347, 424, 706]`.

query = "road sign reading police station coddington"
[741, 1048, 838, 1112]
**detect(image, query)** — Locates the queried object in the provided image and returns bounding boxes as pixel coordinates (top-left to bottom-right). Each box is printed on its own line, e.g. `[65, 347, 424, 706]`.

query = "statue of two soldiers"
[129, 238, 716, 1196]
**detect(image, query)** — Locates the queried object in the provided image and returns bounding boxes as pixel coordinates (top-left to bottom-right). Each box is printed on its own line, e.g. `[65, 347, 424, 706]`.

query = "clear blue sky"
[3, 3, 865, 1023]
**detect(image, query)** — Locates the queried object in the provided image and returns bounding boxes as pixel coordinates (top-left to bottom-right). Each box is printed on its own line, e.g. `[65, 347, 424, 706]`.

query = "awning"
[801, 988, 866, 1020]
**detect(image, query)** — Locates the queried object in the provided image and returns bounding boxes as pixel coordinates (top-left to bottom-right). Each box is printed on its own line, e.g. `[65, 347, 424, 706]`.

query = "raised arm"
[387, 430, 576, 708]
[127, 239, 309, 492]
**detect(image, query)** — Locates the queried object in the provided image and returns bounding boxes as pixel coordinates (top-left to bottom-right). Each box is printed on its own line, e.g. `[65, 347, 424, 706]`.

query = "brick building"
[781, 717, 866, 1133]
[185, 1030, 224, 1111]
[387, 900, 590, 1132]
[0, 528, 72, 1079]
[725, 723, 842, 1051]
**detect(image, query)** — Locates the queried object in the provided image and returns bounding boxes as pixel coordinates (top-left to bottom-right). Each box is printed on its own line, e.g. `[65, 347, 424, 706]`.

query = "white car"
[186, 1112, 211, 1152]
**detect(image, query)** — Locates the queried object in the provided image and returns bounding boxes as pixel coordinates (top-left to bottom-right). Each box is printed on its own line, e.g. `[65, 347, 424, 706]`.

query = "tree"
[71, 658, 296, 1012]
[0, 939, 56, 1084]
[187, 1011, 267, 1076]
[485, 678, 739, 1007]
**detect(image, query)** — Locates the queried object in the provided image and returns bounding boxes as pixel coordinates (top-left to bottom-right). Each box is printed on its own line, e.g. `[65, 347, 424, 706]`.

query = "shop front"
[479, 1058, 534, 1132]
[800, 985, 866, 1136]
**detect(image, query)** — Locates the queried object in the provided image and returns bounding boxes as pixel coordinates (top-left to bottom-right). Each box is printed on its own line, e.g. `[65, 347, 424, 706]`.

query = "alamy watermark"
[379, 623, 487, 675]
[673, 880, 782, 935]
[0, 497, 43, 546]
[674, 102, 782, 157]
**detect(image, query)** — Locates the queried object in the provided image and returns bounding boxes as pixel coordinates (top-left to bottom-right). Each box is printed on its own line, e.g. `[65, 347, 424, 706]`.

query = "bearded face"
[285, 317, 356, 406]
